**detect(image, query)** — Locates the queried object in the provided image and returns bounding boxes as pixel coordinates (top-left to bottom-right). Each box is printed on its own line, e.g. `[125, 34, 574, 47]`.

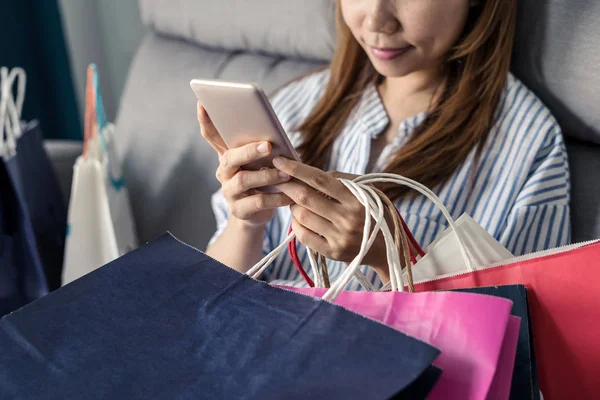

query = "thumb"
[197, 103, 228, 155]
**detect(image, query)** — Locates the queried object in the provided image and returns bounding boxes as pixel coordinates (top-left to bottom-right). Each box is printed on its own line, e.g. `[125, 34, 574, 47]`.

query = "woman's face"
[340, 0, 471, 77]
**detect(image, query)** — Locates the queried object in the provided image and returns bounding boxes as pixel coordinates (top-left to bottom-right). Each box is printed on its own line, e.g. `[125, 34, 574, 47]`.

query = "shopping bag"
[0, 67, 52, 315]
[452, 285, 540, 400]
[410, 213, 514, 283]
[62, 65, 137, 285]
[5, 120, 67, 291]
[415, 241, 600, 400]
[285, 286, 518, 400]
[0, 159, 48, 315]
[0, 233, 441, 400]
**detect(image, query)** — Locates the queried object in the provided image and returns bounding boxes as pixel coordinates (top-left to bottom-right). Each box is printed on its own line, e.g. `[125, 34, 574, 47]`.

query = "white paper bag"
[62, 65, 137, 285]
[410, 214, 514, 283]
[62, 156, 118, 284]
[62, 127, 138, 285]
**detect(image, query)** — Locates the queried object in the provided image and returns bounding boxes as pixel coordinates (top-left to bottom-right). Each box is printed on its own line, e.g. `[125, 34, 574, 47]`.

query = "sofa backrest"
[511, 0, 600, 242]
[115, 0, 600, 249]
[139, 0, 336, 62]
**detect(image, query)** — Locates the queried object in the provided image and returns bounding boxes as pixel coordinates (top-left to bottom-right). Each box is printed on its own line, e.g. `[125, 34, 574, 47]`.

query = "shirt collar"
[357, 81, 429, 141]
[358, 82, 389, 139]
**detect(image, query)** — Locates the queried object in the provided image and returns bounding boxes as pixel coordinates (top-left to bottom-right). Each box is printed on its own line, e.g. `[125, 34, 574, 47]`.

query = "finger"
[277, 180, 341, 223]
[292, 217, 330, 255]
[230, 168, 291, 195]
[197, 103, 228, 155]
[221, 142, 272, 177]
[327, 170, 360, 181]
[272, 157, 351, 202]
[290, 204, 338, 239]
[232, 193, 294, 219]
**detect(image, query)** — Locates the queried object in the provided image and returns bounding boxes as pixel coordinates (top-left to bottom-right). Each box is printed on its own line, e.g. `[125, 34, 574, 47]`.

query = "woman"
[199, 0, 570, 289]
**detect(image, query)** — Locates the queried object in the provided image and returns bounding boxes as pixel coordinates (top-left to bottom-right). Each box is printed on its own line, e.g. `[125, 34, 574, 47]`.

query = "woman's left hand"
[272, 157, 391, 282]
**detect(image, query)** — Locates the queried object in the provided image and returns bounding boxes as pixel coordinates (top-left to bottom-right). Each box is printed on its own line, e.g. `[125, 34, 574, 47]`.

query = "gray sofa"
[48, 0, 600, 252]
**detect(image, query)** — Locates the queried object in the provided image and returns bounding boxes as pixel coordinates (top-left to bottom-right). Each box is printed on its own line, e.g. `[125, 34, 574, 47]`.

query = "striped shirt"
[210, 69, 571, 290]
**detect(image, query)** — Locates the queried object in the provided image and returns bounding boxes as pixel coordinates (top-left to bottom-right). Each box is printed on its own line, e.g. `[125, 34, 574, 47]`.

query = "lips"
[369, 46, 411, 61]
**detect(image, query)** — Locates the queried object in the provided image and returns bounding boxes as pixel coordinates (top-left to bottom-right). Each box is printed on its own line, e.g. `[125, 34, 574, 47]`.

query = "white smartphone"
[190, 78, 301, 173]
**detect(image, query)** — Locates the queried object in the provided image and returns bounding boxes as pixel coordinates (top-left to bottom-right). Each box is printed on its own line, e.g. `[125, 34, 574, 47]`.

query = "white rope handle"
[0, 67, 26, 159]
[247, 177, 401, 294]
[341, 180, 404, 290]
[323, 180, 403, 301]
[247, 172, 475, 302]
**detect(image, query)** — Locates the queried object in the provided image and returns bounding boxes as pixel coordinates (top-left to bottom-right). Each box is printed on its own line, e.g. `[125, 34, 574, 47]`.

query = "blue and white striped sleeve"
[207, 189, 229, 248]
[500, 126, 571, 255]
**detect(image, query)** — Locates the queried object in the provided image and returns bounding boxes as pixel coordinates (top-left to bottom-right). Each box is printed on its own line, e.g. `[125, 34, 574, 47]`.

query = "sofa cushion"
[138, 0, 336, 61]
[512, 0, 600, 144]
[114, 33, 325, 249]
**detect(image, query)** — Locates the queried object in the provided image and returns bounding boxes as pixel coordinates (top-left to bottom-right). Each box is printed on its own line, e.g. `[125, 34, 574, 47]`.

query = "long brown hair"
[294, 0, 517, 199]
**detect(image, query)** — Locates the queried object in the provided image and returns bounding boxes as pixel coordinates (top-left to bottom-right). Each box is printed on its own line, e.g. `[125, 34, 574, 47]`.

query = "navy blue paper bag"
[0, 233, 440, 399]
[452, 285, 540, 400]
[5, 121, 67, 292]
[0, 120, 67, 316]
[0, 134, 48, 314]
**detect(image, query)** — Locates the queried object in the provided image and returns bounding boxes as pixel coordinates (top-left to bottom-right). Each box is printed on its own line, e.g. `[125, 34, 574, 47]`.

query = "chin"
[369, 60, 417, 78]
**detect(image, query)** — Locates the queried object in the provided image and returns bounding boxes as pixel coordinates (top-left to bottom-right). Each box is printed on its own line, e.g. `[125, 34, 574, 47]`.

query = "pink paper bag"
[283, 287, 516, 400]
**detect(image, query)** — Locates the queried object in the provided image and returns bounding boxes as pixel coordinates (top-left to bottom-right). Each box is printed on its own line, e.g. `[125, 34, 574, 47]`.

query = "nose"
[364, 0, 400, 35]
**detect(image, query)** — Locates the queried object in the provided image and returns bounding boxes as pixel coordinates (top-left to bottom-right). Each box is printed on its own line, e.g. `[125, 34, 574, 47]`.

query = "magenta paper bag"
[283, 288, 514, 400]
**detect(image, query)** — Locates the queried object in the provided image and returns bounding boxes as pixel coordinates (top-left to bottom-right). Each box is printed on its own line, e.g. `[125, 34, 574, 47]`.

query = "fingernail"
[257, 142, 269, 153]
[279, 171, 289, 179]
[272, 157, 284, 168]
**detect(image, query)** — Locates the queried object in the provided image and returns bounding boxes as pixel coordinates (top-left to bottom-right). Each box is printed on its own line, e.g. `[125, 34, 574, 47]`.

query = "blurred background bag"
[0, 66, 67, 315]
[61, 65, 137, 285]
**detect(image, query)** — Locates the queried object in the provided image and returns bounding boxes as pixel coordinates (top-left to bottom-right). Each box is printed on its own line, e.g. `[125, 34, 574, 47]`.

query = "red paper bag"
[415, 240, 600, 399]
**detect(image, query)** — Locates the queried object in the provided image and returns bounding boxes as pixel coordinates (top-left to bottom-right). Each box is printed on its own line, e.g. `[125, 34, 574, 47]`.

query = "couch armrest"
[43, 139, 83, 204]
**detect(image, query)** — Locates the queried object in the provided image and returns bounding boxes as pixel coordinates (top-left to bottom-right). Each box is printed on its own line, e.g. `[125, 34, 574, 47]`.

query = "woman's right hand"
[197, 103, 294, 227]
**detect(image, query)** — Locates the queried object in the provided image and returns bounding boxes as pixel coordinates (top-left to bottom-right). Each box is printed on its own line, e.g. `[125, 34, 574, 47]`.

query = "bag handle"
[325, 174, 476, 301]
[0, 66, 26, 159]
[286, 187, 412, 291]
[247, 176, 408, 297]
[248, 172, 475, 302]
[372, 187, 414, 292]
[397, 209, 425, 260]
[82, 65, 96, 159]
